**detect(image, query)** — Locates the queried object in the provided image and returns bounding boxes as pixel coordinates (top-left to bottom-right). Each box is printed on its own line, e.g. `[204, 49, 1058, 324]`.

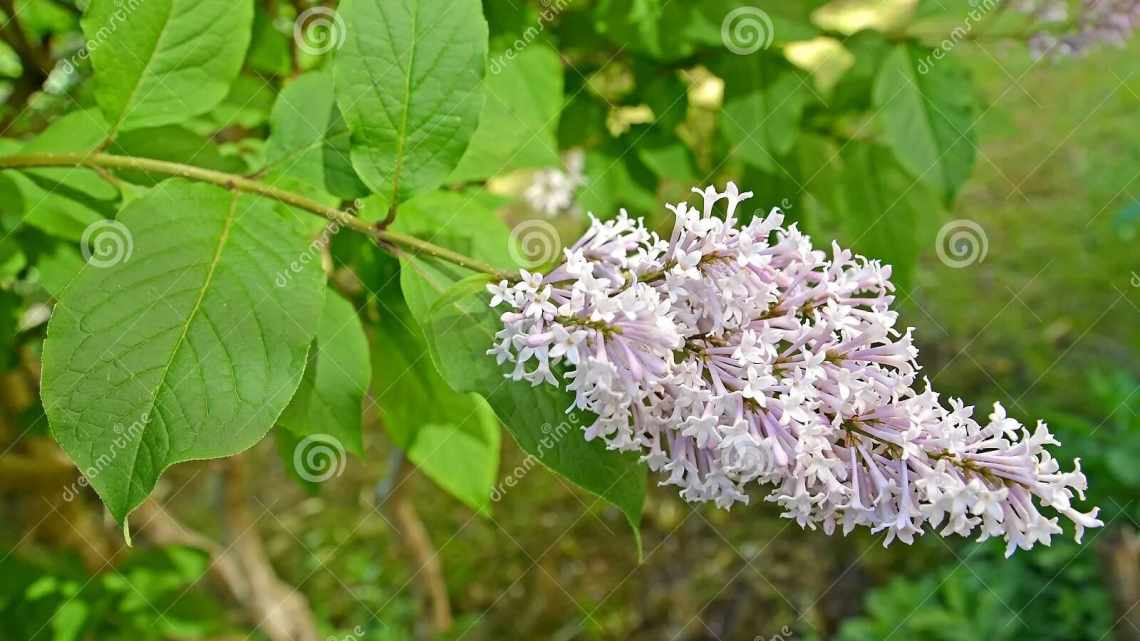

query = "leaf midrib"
[390, 0, 420, 204]
[107, 0, 177, 137]
[120, 189, 239, 511]
[899, 45, 946, 190]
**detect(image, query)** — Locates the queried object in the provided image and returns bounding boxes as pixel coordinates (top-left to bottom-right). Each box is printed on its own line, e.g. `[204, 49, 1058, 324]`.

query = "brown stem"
[0, 0, 52, 76]
[0, 0, 52, 134]
[1098, 525, 1140, 641]
[388, 460, 453, 633]
[131, 459, 323, 641]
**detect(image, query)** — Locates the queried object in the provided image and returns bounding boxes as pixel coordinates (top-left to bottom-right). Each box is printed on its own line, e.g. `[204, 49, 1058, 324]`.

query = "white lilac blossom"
[524, 149, 586, 217]
[487, 183, 1103, 555]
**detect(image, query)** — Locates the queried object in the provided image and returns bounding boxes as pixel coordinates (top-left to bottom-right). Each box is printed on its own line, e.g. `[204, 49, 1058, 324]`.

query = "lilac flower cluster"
[1016, 0, 1140, 59]
[487, 184, 1102, 554]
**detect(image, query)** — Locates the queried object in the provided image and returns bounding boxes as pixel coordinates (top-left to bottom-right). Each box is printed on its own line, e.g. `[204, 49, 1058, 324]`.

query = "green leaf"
[3, 111, 119, 240]
[632, 60, 688, 131]
[637, 138, 697, 182]
[246, 4, 292, 76]
[264, 70, 368, 201]
[872, 42, 977, 203]
[716, 52, 810, 173]
[595, 0, 820, 61]
[391, 193, 646, 545]
[278, 289, 370, 456]
[83, 0, 254, 133]
[809, 139, 938, 292]
[0, 237, 26, 281]
[372, 267, 500, 514]
[449, 41, 562, 182]
[33, 242, 85, 298]
[594, 0, 697, 61]
[191, 73, 277, 132]
[41, 180, 325, 524]
[333, 0, 488, 204]
[108, 126, 244, 186]
[577, 144, 660, 219]
[273, 427, 321, 494]
[0, 290, 20, 371]
[0, 170, 24, 231]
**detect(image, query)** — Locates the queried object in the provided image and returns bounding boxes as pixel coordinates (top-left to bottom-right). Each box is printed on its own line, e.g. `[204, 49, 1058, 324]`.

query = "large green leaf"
[278, 289, 370, 456]
[264, 70, 368, 201]
[83, 0, 254, 133]
[872, 42, 977, 203]
[449, 41, 562, 182]
[41, 180, 324, 524]
[716, 52, 810, 173]
[333, 0, 488, 205]
[372, 265, 500, 515]
[392, 193, 646, 545]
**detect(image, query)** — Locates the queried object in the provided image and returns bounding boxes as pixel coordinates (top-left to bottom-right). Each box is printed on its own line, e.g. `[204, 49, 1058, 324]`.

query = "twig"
[0, 0, 53, 76]
[1099, 526, 1140, 641]
[0, 0, 51, 135]
[130, 459, 323, 641]
[0, 152, 514, 280]
[386, 460, 454, 633]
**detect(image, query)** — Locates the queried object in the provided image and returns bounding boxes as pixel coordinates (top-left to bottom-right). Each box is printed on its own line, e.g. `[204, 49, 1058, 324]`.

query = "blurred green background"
[1, 0, 1139, 640]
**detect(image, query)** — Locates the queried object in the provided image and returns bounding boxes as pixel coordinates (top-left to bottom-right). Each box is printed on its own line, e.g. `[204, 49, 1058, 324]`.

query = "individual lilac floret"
[487, 183, 1102, 555]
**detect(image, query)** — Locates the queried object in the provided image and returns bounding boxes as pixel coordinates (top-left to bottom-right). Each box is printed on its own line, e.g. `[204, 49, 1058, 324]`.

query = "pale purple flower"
[488, 183, 1102, 554]
[1018, 0, 1140, 59]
